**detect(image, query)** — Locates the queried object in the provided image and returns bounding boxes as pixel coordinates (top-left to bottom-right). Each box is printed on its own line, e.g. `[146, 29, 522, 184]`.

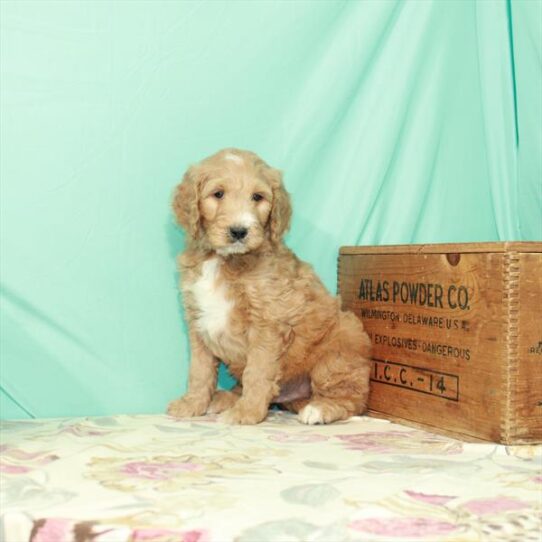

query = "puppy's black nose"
[229, 226, 248, 241]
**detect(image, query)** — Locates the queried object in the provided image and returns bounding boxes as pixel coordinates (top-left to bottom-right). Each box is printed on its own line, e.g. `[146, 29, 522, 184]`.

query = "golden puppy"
[167, 149, 371, 424]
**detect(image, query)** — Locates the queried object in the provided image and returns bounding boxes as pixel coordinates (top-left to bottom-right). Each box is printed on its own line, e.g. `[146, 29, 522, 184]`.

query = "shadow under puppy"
[168, 148, 371, 424]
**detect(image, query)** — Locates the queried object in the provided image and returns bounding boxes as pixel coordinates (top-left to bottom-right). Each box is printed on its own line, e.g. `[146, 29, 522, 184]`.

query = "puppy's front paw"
[207, 390, 240, 414]
[218, 402, 267, 425]
[167, 396, 208, 419]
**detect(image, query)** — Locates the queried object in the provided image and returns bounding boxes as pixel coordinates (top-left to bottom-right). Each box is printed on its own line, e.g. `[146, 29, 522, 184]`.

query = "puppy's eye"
[252, 193, 264, 202]
[213, 190, 224, 199]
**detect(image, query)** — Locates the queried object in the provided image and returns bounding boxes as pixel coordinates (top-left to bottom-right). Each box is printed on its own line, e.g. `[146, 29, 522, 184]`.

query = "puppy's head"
[173, 149, 291, 255]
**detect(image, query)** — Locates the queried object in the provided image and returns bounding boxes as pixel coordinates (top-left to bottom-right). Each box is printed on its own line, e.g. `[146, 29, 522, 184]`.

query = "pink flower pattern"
[0, 463, 31, 474]
[462, 496, 530, 516]
[132, 528, 209, 542]
[31, 518, 72, 542]
[349, 517, 458, 537]
[267, 431, 329, 443]
[121, 461, 204, 480]
[336, 430, 462, 454]
[2, 413, 539, 542]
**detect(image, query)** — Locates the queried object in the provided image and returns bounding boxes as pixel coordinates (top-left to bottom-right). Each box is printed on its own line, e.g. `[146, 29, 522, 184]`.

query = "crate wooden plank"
[340, 241, 542, 255]
[511, 252, 542, 442]
[338, 242, 542, 444]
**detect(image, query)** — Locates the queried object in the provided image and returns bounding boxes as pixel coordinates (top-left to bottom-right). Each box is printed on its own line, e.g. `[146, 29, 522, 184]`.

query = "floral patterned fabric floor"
[1, 412, 541, 542]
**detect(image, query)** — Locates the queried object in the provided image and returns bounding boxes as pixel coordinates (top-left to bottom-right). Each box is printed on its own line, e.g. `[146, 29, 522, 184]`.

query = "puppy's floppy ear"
[172, 165, 205, 239]
[266, 167, 292, 244]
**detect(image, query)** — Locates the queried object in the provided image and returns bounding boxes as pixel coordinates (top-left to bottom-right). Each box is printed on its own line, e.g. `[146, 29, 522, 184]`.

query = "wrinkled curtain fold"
[1, 0, 540, 419]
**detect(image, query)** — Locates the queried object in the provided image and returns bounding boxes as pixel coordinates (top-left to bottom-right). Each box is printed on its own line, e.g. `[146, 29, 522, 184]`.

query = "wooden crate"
[338, 242, 542, 444]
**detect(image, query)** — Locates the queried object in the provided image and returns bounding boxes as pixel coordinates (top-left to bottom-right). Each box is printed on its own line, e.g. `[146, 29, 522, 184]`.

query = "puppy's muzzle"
[229, 226, 248, 242]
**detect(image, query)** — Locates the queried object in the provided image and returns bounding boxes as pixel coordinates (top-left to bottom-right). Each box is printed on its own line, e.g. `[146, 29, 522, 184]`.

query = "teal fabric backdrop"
[1, 0, 541, 419]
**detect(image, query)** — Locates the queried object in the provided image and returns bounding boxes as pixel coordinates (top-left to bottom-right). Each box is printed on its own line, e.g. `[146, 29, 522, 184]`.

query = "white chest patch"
[188, 257, 233, 341]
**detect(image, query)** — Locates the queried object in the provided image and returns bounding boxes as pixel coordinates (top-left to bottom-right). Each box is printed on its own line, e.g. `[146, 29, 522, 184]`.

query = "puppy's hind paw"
[298, 400, 349, 425]
[167, 396, 208, 419]
[298, 404, 325, 425]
